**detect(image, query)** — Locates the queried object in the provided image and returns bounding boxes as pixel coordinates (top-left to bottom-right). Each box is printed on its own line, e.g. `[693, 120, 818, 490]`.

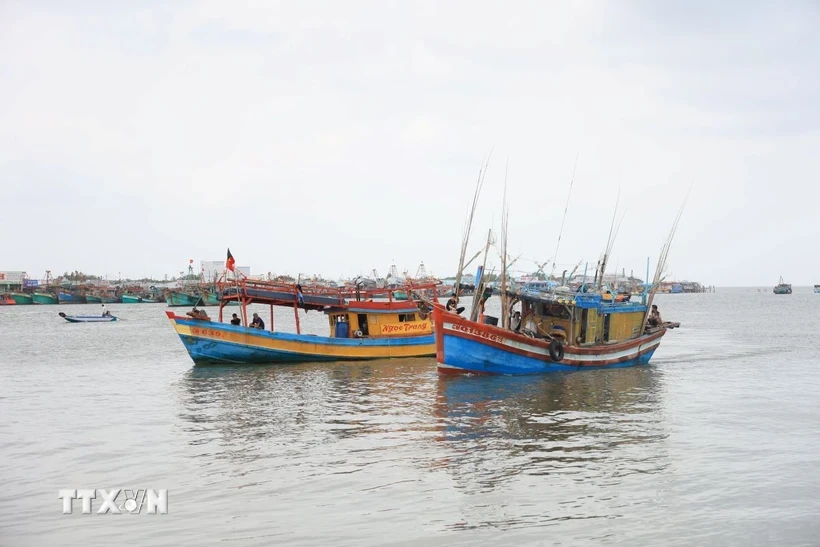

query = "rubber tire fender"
[548, 339, 564, 362]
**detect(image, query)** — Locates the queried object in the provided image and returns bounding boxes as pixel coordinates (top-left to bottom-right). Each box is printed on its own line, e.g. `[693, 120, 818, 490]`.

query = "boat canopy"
[504, 289, 647, 314]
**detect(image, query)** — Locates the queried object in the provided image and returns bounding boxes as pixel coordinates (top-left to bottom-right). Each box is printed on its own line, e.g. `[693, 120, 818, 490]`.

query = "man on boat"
[230, 313, 241, 326]
[250, 313, 265, 329]
[101, 304, 110, 317]
[186, 308, 210, 321]
[510, 311, 522, 333]
[446, 295, 465, 315]
[647, 304, 662, 327]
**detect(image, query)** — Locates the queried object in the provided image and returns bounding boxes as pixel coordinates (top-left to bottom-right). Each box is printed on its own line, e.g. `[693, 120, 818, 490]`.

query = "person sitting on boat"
[230, 313, 241, 326]
[250, 313, 265, 329]
[446, 295, 465, 315]
[647, 304, 662, 327]
[510, 311, 522, 333]
[186, 308, 210, 321]
[101, 305, 110, 317]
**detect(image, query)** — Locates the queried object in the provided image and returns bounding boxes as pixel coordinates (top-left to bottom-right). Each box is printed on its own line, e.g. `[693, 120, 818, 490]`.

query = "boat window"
[357, 314, 369, 335]
[580, 308, 588, 343]
[603, 313, 611, 342]
[398, 313, 416, 322]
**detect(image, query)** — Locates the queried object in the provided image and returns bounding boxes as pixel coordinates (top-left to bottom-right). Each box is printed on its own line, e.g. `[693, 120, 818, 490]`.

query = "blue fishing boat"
[59, 312, 117, 323]
[57, 291, 85, 304]
[433, 292, 676, 375]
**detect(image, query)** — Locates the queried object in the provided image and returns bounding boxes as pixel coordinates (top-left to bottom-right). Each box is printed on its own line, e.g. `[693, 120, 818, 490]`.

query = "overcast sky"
[1, 1, 818, 285]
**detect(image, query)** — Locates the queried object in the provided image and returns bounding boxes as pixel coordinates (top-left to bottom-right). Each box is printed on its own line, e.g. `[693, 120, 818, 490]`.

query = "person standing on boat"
[230, 313, 241, 326]
[511, 311, 522, 332]
[250, 313, 265, 329]
[647, 304, 662, 327]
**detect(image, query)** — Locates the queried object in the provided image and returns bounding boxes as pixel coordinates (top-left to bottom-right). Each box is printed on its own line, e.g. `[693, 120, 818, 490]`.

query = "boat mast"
[550, 152, 579, 282]
[499, 159, 511, 329]
[470, 228, 494, 323]
[454, 153, 491, 299]
[643, 193, 689, 326]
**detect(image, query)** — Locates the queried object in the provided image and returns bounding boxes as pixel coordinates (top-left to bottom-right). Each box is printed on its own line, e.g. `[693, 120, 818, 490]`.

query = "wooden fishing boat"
[434, 292, 677, 375]
[773, 277, 792, 294]
[9, 292, 33, 305]
[57, 290, 85, 304]
[166, 277, 440, 365]
[165, 291, 201, 307]
[32, 292, 58, 304]
[84, 294, 102, 304]
[121, 294, 143, 303]
[59, 312, 117, 323]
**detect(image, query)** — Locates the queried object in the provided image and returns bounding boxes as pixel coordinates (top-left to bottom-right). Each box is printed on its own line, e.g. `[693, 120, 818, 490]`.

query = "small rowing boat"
[58, 312, 118, 323]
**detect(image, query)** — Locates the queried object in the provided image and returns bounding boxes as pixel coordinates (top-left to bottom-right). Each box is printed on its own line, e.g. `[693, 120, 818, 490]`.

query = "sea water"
[1, 289, 819, 546]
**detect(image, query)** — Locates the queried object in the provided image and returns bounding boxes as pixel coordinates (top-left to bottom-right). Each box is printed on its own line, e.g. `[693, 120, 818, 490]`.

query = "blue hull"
[440, 331, 657, 375]
[57, 291, 85, 304]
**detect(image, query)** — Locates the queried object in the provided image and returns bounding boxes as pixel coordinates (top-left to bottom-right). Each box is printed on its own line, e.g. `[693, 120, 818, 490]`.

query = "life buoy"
[549, 339, 564, 362]
[353, 330, 363, 338]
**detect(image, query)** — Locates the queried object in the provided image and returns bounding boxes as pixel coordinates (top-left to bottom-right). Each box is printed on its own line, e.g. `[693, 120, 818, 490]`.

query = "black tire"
[549, 339, 564, 362]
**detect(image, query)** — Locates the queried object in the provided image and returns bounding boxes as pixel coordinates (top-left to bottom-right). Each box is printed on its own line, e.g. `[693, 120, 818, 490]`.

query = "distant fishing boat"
[166, 275, 439, 365]
[8, 292, 33, 305]
[121, 294, 144, 303]
[165, 291, 201, 307]
[59, 312, 117, 323]
[57, 291, 85, 304]
[84, 294, 102, 304]
[773, 277, 792, 295]
[32, 292, 58, 305]
[814, 285, 820, 294]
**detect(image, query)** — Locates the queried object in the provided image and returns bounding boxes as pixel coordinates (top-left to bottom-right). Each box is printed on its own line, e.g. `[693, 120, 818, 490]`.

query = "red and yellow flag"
[226, 248, 236, 272]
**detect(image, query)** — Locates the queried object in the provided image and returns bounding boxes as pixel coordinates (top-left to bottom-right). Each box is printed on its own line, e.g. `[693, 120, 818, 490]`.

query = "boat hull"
[166, 312, 435, 364]
[166, 291, 202, 307]
[99, 296, 120, 303]
[85, 295, 102, 304]
[60, 313, 117, 323]
[58, 291, 85, 304]
[32, 293, 58, 305]
[121, 294, 143, 303]
[9, 293, 33, 305]
[434, 306, 666, 375]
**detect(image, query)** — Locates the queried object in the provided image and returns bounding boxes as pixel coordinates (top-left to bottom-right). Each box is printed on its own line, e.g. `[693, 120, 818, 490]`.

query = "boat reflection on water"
[174, 359, 439, 463]
[175, 361, 670, 533]
[431, 367, 671, 512]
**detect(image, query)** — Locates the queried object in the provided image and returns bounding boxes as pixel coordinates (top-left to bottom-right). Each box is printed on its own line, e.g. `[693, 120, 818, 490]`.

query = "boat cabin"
[326, 301, 433, 339]
[216, 277, 437, 337]
[517, 292, 647, 346]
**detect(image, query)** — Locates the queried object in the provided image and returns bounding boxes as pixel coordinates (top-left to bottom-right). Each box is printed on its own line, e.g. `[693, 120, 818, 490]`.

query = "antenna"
[551, 152, 579, 277]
